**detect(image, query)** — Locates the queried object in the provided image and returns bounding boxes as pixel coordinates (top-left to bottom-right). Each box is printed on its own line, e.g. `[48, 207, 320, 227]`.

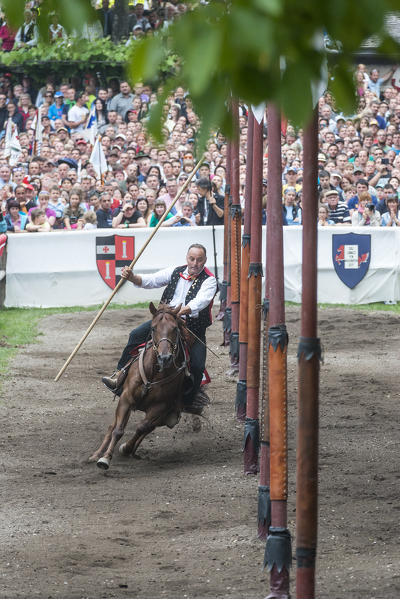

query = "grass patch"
[286, 301, 400, 314]
[0, 303, 149, 388]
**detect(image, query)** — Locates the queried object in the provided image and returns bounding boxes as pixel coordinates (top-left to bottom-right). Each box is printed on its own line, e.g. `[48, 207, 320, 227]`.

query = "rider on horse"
[102, 243, 217, 411]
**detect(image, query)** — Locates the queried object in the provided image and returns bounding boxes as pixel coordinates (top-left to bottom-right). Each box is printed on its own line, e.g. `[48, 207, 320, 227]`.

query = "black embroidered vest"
[22, 23, 35, 43]
[160, 265, 214, 337]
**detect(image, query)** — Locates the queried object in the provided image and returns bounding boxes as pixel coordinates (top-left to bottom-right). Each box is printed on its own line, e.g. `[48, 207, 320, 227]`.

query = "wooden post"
[243, 113, 263, 475]
[228, 100, 241, 376]
[222, 141, 232, 346]
[236, 111, 254, 421]
[264, 105, 291, 598]
[296, 108, 320, 599]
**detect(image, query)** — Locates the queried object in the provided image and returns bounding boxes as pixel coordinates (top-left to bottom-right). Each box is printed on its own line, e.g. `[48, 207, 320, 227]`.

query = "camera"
[381, 158, 389, 165]
[180, 217, 186, 225]
[367, 203, 375, 211]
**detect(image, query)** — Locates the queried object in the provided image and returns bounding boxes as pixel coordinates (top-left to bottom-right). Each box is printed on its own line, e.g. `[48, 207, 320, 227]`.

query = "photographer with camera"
[352, 192, 381, 226]
[195, 177, 224, 226]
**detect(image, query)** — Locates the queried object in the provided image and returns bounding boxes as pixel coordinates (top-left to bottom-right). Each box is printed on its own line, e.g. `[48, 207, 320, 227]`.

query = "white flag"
[4, 119, 21, 165]
[31, 105, 43, 156]
[89, 135, 108, 180]
[4, 118, 13, 158]
[85, 102, 97, 146]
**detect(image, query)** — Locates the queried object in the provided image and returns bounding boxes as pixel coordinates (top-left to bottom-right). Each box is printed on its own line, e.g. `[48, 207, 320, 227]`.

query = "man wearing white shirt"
[67, 92, 89, 133]
[102, 244, 217, 409]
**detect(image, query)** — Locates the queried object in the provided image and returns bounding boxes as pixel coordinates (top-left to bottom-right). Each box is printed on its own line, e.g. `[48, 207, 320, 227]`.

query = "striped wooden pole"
[236, 110, 254, 421]
[243, 113, 263, 475]
[296, 108, 320, 599]
[228, 100, 241, 376]
[264, 104, 291, 598]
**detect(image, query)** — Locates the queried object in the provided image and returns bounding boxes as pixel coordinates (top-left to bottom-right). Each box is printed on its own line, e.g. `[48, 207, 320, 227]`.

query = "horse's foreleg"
[119, 404, 167, 457]
[97, 395, 132, 470]
[88, 417, 117, 462]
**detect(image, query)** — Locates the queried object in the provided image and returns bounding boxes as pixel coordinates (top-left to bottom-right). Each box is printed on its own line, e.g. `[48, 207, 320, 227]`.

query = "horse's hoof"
[97, 457, 110, 470]
[119, 443, 129, 456]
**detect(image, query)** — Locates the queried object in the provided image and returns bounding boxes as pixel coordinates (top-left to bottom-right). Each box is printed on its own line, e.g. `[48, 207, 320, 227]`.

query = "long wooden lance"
[220, 140, 232, 346]
[227, 100, 241, 376]
[243, 114, 263, 475]
[296, 109, 321, 599]
[236, 110, 254, 421]
[263, 104, 291, 598]
[54, 155, 205, 382]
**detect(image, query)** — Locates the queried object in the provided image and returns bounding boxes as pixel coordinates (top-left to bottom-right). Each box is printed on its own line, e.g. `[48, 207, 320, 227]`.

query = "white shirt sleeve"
[137, 266, 175, 289]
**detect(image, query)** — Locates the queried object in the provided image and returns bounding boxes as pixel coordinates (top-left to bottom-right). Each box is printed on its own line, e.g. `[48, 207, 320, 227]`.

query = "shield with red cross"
[96, 235, 135, 289]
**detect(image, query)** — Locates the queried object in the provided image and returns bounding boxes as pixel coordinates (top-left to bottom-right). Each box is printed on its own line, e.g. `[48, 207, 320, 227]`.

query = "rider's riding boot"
[102, 370, 121, 392]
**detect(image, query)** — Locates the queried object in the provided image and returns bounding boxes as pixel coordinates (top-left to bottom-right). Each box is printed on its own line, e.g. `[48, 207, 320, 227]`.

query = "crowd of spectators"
[0, 1, 186, 51]
[1, 59, 400, 236]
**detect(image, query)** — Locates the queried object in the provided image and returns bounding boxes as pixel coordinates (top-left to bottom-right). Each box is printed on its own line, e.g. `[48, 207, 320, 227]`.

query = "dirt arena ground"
[1, 306, 399, 599]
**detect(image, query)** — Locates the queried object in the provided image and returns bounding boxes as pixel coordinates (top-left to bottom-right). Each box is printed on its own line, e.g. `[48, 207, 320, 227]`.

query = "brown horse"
[89, 302, 191, 470]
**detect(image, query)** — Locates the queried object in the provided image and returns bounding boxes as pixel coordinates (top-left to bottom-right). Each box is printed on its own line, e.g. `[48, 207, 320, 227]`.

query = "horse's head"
[149, 302, 182, 371]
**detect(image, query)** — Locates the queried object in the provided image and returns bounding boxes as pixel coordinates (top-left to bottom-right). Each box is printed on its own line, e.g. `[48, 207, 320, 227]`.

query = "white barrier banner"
[4, 226, 400, 308]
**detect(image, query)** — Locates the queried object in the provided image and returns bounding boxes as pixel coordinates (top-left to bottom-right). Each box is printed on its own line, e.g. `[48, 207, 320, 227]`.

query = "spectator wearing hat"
[324, 189, 351, 225]
[48, 91, 65, 122]
[282, 166, 302, 196]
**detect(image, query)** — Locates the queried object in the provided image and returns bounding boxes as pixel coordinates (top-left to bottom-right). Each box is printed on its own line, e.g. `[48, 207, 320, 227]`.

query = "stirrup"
[102, 370, 119, 392]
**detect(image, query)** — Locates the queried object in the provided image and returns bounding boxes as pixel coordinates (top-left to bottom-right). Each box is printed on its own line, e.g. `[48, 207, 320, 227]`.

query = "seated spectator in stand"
[172, 200, 197, 227]
[63, 188, 85, 230]
[96, 192, 113, 228]
[136, 197, 152, 225]
[112, 201, 145, 229]
[4, 199, 27, 233]
[26, 207, 52, 232]
[28, 191, 56, 227]
[318, 204, 334, 226]
[82, 211, 97, 230]
[149, 198, 175, 227]
[283, 187, 302, 225]
[351, 192, 381, 226]
[324, 189, 351, 225]
[381, 195, 400, 226]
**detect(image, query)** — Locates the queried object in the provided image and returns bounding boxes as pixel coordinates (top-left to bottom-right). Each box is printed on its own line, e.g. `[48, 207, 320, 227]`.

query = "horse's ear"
[149, 302, 157, 316]
[172, 303, 182, 316]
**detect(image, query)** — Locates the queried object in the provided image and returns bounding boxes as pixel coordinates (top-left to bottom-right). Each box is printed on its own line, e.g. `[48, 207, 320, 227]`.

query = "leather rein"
[138, 321, 189, 395]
